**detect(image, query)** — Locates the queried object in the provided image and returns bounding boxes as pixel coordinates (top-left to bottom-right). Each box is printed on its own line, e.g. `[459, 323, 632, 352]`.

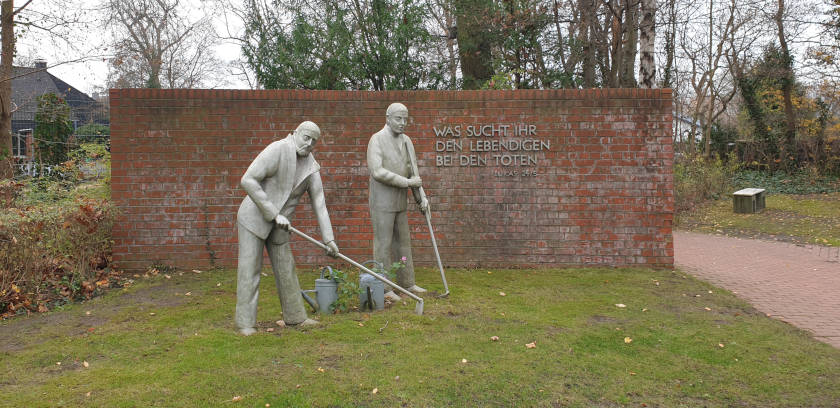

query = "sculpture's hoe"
[405, 140, 450, 298]
[289, 226, 424, 316]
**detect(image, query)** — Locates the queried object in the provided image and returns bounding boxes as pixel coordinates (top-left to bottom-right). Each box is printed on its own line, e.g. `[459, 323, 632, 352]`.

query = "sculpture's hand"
[274, 214, 290, 230]
[325, 241, 339, 258]
[407, 176, 422, 188]
[419, 197, 430, 214]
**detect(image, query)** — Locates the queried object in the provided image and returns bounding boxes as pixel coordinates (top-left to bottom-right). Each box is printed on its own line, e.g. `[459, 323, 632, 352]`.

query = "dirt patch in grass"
[0, 272, 204, 353]
[0, 311, 109, 353]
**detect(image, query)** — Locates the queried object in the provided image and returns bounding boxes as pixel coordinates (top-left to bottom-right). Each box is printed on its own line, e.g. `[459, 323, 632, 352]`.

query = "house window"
[12, 132, 28, 157]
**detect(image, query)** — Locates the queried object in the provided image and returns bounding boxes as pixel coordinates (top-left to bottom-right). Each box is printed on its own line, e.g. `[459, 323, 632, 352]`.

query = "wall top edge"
[109, 88, 674, 102]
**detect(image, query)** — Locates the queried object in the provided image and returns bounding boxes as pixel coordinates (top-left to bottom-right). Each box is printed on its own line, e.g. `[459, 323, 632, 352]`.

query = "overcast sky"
[15, 0, 250, 96]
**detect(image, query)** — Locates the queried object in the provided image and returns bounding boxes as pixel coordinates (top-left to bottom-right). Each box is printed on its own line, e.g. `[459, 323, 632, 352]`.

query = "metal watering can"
[359, 261, 385, 311]
[301, 266, 338, 314]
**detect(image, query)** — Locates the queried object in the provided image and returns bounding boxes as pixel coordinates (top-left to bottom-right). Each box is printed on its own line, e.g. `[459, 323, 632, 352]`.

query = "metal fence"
[12, 100, 110, 179]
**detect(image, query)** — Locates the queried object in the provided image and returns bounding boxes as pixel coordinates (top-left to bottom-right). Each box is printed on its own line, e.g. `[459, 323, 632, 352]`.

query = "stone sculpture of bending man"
[235, 121, 339, 335]
[367, 103, 429, 300]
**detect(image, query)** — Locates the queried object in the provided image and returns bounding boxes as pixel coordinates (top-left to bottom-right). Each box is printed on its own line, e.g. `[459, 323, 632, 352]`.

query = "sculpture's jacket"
[367, 126, 423, 212]
[237, 136, 334, 243]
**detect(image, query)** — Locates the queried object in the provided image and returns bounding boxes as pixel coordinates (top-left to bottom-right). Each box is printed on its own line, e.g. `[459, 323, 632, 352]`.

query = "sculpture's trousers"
[370, 209, 415, 288]
[235, 225, 308, 329]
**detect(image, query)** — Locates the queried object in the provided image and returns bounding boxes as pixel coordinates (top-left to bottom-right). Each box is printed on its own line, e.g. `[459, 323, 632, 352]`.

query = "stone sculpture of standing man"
[235, 121, 339, 335]
[367, 103, 429, 300]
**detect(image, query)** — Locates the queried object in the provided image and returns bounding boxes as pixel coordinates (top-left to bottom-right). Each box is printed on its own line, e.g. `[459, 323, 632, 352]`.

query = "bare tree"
[105, 0, 223, 89]
[678, 0, 736, 154]
[426, 0, 460, 87]
[1, 0, 16, 177]
[773, 0, 797, 163]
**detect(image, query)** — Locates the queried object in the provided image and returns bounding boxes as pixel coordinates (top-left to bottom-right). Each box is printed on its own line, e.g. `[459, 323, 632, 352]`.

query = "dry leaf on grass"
[499, 292, 506, 296]
[525, 342, 536, 349]
[231, 396, 242, 402]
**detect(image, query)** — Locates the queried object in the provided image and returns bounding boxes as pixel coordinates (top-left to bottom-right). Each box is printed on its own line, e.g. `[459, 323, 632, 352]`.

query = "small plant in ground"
[326, 268, 361, 314]
[365, 257, 405, 281]
[147, 262, 177, 276]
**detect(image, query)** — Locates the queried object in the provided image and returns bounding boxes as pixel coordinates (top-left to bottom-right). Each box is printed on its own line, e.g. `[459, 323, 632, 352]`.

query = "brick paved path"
[674, 231, 840, 348]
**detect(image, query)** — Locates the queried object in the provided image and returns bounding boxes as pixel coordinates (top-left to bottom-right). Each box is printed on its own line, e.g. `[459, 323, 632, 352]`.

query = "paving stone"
[675, 231, 840, 349]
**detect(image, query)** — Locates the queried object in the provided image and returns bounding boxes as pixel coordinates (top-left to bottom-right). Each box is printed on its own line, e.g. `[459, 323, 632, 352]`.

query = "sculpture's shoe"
[407, 285, 427, 293]
[384, 290, 402, 302]
[239, 327, 257, 336]
[290, 318, 320, 328]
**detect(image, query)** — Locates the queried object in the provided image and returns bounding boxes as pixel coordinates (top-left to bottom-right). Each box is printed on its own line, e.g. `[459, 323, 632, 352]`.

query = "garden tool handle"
[288, 226, 425, 308]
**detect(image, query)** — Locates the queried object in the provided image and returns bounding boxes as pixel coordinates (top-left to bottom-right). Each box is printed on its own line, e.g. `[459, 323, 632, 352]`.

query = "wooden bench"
[733, 188, 766, 214]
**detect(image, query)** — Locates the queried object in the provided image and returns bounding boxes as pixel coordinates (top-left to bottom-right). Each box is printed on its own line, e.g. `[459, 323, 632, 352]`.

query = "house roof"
[12, 66, 95, 108]
[11, 66, 98, 132]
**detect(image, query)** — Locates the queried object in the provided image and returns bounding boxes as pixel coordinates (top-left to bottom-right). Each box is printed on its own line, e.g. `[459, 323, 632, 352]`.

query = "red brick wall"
[110, 89, 674, 271]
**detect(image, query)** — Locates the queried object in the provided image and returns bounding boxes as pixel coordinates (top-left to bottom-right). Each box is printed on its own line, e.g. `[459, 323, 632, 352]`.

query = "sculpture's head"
[385, 103, 408, 135]
[293, 121, 321, 156]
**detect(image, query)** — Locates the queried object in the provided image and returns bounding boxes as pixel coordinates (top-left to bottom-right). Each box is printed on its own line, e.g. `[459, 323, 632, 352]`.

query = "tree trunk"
[581, 0, 596, 87]
[638, 0, 655, 88]
[445, 9, 458, 86]
[619, 0, 638, 87]
[0, 0, 14, 179]
[454, 0, 494, 89]
[607, 0, 622, 87]
[662, 0, 676, 87]
[774, 0, 797, 167]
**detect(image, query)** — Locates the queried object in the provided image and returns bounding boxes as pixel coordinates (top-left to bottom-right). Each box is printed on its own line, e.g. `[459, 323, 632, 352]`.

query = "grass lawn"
[677, 192, 840, 246]
[1, 267, 839, 407]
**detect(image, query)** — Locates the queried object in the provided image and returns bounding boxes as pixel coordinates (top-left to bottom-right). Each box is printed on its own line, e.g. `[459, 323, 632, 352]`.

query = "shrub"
[674, 152, 741, 212]
[34, 93, 75, 166]
[70, 142, 112, 184]
[732, 168, 840, 194]
[74, 123, 110, 137]
[0, 199, 117, 318]
[74, 123, 110, 145]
